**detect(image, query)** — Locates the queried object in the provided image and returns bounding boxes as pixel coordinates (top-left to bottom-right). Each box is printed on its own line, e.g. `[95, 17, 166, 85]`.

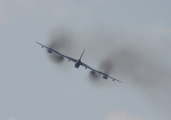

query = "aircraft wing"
[80, 62, 98, 72]
[36, 42, 77, 63]
[37, 42, 121, 82]
[80, 61, 121, 82]
[97, 71, 121, 82]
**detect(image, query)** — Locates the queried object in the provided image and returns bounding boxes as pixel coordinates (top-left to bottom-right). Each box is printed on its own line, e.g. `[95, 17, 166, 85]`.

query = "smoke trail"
[47, 27, 76, 64]
[112, 45, 171, 117]
[99, 59, 114, 74]
[96, 38, 171, 118]
[88, 71, 101, 84]
[82, 27, 171, 117]
[45, 26, 171, 118]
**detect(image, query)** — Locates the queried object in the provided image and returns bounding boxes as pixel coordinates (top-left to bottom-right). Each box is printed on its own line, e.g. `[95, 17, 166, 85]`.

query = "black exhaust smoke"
[47, 27, 75, 63]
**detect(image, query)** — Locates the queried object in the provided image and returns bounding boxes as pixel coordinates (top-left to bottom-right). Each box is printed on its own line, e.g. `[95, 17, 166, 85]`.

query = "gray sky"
[0, 0, 171, 120]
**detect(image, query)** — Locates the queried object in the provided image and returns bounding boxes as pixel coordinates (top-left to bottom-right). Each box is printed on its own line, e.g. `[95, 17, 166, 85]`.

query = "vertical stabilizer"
[79, 49, 85, 61]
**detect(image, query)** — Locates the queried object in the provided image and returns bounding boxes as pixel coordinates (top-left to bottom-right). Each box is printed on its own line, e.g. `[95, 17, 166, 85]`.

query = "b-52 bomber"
[36, 42, 121, 82]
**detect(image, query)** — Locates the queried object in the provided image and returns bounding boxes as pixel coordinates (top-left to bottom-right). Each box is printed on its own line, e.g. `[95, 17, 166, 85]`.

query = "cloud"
[104, 111, 153, 120]
[0, 2, 8, 25]
[8, 118, 17, 120]
[0, 0, 39, 25]
[0, 118, 18, 120]
[10, 0, 39, 8]
[154, 26, 171, 37]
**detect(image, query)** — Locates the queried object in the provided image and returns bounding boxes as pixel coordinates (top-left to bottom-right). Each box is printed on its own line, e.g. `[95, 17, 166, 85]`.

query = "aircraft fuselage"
[75, 60, 81, 68]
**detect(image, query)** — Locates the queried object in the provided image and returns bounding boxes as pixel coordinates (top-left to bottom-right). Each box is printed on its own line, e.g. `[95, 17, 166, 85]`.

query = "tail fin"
[79, 49, 85, 61]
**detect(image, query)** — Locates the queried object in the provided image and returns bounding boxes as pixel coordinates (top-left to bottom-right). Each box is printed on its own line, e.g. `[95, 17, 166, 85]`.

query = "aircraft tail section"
[79, 49, 85, 61]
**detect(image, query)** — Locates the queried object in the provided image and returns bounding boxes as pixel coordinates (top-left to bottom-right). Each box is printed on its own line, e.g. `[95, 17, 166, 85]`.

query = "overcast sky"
[1, 0, 171, 120]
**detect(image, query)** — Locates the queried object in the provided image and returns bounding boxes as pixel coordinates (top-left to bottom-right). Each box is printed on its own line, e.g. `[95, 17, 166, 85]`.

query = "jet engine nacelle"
[59, 56, 64, 60]
[91, 71, 96, 74]
[47, 49, 52, 54]
[103, 76, 108, 80]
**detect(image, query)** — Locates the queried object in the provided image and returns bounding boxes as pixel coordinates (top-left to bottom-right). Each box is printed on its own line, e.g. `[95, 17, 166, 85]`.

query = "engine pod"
[103, 76, 108, 79]
[91, 71, 96, 74]
[47, 49, 52, 54]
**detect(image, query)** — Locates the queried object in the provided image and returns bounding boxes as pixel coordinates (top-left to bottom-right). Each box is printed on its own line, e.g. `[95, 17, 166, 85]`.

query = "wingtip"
[117, 80, 122, 83]
[113, 79, 122, 83]
[36, 42, 42, 45]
